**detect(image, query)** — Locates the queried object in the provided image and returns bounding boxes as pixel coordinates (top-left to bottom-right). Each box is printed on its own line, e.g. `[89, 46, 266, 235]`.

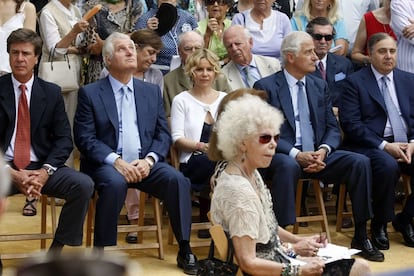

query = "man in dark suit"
[0, 29, 94, 254]
[340, 32, 414, 250]
[306, 17, 353, 108]
[74, 32, 197, 274]
[254, 31, 384, 262]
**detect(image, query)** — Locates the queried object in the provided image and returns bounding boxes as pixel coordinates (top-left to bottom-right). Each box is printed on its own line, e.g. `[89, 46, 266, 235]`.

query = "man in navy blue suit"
[306, 17, 353, 108]
[340, 32, 414, 250]
[74, 32, 197, 274]
[254, 31, 384, 262]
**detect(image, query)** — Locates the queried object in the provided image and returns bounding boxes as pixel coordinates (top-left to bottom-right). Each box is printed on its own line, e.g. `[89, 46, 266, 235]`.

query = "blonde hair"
[184, 48, 221, 82]
[300, 0, 340, 24]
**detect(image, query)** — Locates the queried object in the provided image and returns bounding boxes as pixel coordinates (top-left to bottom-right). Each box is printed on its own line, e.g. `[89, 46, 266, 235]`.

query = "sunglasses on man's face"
[312, 34, 333, 41]
[258, 134, 280, 144]
[205, 0, 227, 6]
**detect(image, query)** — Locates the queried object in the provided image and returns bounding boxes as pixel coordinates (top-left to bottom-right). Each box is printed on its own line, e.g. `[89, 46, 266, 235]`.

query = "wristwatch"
[144, 157, 155, 169]
[42, 164, 55, 176]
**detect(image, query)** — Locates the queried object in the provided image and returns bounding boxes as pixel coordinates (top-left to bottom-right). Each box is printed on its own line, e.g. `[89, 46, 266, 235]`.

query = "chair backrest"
[208, 224, 243, 276]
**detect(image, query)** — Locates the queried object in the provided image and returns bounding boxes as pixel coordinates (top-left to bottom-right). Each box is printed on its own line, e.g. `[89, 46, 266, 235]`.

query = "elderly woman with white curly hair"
[209, 90, 370, 276]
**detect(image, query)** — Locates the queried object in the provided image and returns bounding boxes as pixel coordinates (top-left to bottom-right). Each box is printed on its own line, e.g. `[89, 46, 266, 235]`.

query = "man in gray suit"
[163, 31, 231, 116]
[222, 25, 281, 91]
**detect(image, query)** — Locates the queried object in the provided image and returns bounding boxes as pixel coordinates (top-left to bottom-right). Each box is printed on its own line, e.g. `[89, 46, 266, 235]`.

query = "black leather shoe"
[177, 253, 198, 275]
[351, 238, 384, 262]
[342, 217, 354, 229]
[392, 215, 414, 247]
[371, 223, 389, 250]
[125, 233, 138, 244]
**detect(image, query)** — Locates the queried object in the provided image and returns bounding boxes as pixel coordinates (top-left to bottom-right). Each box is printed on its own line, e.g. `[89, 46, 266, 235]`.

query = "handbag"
[197, 234, 239, 276]
[38, 47, 80, 92]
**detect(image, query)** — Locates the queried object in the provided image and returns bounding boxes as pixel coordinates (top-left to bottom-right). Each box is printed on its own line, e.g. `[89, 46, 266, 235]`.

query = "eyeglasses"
[258, 134, 280, 144]
[182, 46, 202, 52]
[312, 34, 333, 41]
[205, 0, 227, 6]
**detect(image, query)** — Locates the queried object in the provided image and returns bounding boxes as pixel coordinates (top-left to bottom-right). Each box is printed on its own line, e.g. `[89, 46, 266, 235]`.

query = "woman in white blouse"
[38, 0, 89, 168]
[170, 48, 226, 237]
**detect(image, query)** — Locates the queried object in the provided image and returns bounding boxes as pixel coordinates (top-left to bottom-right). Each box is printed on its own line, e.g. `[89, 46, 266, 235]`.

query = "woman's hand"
[207, 18, 219, 32]
[300, 260, 325, 276]
[72, 19, 89, 35]
[87, 34, 104, 55]
[292, 236, 325, 257]
[147, 17, 159, 30]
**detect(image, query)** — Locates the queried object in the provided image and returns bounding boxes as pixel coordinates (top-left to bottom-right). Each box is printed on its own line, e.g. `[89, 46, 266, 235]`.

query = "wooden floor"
[1, 194, 414, 275]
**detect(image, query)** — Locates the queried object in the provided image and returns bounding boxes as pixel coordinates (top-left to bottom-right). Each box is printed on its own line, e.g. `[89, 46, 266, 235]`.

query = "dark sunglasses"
[312, 34, 333, 41]
[259, 134, 280, 144]
[205, 0, 227, 5]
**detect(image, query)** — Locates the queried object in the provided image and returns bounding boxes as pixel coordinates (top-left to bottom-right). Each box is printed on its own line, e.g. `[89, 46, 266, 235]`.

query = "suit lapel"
[276, 73, 295, 130]
[99, 78, 119, 136]
[30, 78, 47, 135]
[393, 70, 410, 123]
[226, 62, 244, 88]
[304, 77, 320, 140]
[365, 68, 386, 111]
[133, 79, 147, 137]
[177, 67, 191, 90]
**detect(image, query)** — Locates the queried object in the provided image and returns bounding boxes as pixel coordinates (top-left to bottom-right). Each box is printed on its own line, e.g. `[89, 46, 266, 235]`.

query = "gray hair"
[102, 32, 135, 67]
[0, 156, 10, 198]
[215, 94, 284, 161]
[178, 31, 204, 48]
[281, 31, 313, 66]
[223, 25, 252, 41]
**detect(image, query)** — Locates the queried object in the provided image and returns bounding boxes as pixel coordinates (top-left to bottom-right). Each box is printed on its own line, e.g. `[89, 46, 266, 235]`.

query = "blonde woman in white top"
[171, 48, 225, 237]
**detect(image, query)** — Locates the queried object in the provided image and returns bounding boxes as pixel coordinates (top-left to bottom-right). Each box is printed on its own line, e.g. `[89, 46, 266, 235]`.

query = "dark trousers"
[260, 150, 373, 227]
[81, 161, 192, 247]
[10, 163, 94, 245]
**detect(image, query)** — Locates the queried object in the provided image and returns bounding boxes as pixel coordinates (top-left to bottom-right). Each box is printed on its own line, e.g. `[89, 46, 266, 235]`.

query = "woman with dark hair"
[196, 0, 233, 65]
[83, 0, 143, 84]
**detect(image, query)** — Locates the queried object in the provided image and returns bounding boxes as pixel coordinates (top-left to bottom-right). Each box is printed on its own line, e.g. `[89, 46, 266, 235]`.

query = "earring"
[241, 151, 246, 163]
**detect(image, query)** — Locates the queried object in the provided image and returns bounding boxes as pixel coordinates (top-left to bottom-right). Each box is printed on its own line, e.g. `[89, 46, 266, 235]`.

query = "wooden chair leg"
[336, 184, 353, 232]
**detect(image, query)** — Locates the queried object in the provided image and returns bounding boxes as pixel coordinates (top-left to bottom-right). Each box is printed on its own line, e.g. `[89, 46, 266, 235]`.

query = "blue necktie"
[121, 86, 141, 162]
[297, 81, 314, 151]
[380, 76, 407, 143]
[243, 66, 256, 88]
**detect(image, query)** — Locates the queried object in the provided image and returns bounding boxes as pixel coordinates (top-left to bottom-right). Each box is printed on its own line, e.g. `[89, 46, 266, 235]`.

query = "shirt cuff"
[146, 152, 159, 163]
[289, 148, 300, 159]
[105, 153, 121, 165]
[379, 141, 387, 150]
[318, 144, 331, 154]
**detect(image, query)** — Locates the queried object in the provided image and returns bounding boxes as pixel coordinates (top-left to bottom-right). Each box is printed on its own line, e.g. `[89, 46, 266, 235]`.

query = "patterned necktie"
[243, 66, 255, 88]
[380, 76, 407, 142]
[318, 62, 326, 80]
[297, 81, 314, 151]
[14, 84, 31, 169]
[121, 86, 141, 162]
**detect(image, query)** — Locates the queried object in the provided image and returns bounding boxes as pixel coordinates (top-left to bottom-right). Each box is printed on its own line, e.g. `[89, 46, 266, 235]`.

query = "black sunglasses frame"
[312, 34, 334, 41]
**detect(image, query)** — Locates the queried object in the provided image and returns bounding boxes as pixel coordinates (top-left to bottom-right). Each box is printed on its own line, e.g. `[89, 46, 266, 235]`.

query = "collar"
[283, 69, 306, 88]
[11, 74, 34, 93]
[318, 55, 327, 67]
[235, 57, 257, 72]
[108, 74, 134, 93]
[371, 65, 394, 83]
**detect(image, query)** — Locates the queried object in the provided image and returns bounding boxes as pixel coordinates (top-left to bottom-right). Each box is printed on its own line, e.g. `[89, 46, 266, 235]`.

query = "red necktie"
[14, 84, 31, 169]
[318, 62, 326, 80]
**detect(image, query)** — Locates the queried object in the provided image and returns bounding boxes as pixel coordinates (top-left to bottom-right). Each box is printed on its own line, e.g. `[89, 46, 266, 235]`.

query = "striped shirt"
[391, 0, 414, 73]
